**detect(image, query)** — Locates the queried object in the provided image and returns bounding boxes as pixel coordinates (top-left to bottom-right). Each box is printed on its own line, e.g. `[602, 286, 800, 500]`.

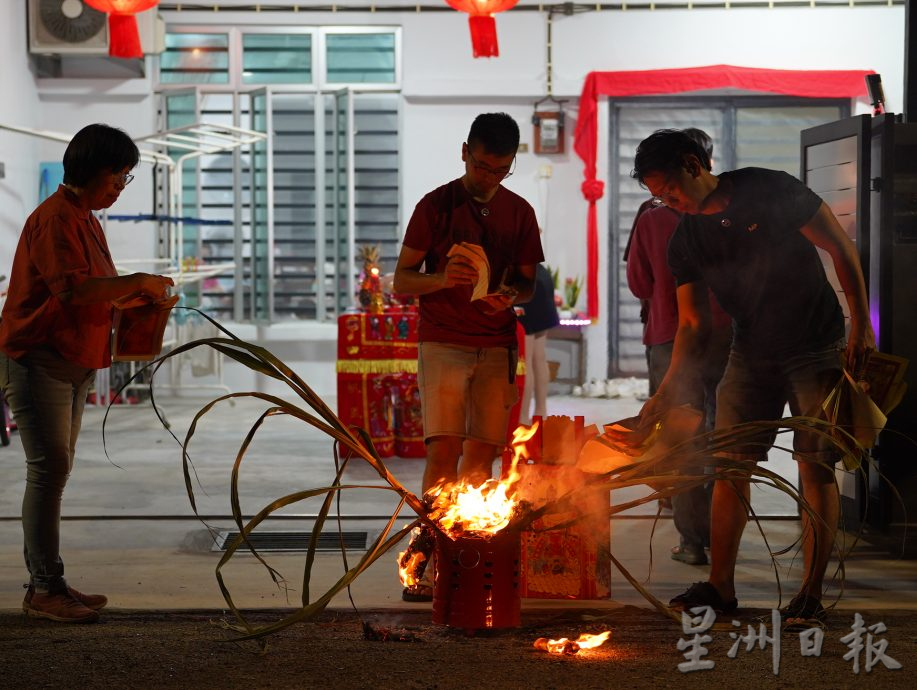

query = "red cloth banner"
[573, 64, 875, 321]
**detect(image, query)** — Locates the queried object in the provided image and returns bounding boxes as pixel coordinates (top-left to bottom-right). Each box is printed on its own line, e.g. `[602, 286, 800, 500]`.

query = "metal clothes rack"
[0, 120, 267, 402]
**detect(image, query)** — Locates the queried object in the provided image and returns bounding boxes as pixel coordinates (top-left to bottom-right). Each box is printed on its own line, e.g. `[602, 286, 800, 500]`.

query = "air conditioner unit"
[28, 0, 163, 56]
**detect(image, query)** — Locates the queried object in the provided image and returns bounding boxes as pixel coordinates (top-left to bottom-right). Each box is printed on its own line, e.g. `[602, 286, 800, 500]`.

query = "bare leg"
[708, 476, 750, 602]
[531, 332, 550, 418]
[422, 435, 463, 494]
[797, 461, 839, 598]
[519, 334, 535, 425]
[459, 438, 499, 487]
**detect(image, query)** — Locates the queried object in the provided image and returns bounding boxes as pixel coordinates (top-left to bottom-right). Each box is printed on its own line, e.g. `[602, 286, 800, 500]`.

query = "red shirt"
[403, 179, 543, 348]
[627, 205, 730, 346]
[0, 185, 117, 369]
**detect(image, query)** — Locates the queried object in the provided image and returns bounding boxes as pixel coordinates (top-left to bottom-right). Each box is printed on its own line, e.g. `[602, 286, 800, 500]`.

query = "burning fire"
[534, 630, 611, 655]
[397, 423, 538, 584]
[425, 422, 539, 539]
[398, 550, 426, 587]
[397, 525, 436, 587]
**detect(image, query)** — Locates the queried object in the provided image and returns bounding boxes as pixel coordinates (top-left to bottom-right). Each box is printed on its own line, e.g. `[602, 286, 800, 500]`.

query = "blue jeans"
[0, 350, 94, 593]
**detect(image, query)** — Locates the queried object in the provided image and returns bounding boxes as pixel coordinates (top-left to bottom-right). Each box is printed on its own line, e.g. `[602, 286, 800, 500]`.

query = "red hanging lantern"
[83, 0, 159, 60]
[445, 1, 519, 58]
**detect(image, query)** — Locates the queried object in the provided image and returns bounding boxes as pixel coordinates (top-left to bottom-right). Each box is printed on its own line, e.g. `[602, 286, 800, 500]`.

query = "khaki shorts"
[417, 341, 518, 446]
[714, 339, 846, 465]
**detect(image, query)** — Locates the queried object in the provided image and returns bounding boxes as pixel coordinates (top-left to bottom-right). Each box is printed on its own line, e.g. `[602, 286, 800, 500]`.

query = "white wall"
[35, 79, 160, 264]
[0, 1, 41, 277]
[0, 2, 907, 396]
[391, 5, 905, 383]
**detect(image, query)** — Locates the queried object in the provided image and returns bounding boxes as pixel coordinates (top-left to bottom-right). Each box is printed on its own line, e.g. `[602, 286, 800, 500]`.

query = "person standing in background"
[626, 128, 730, 566]
[517, 262, 560, 425]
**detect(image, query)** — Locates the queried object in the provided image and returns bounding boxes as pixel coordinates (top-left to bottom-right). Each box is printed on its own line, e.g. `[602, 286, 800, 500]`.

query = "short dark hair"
[682, 127, 713, 171]
[631, 128, 710, 185]
[467, 113, 520, 157]
[63, 124, 139, 187]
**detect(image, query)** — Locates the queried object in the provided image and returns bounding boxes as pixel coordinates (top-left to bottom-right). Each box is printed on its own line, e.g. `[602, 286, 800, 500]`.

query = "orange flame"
[425, 422, 538, 538]
[534, 630, 611, 655]
[397, 549, 427, 587]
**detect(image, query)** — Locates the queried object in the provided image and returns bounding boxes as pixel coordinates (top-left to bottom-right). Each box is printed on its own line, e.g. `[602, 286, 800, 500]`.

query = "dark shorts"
[714, 339, 845, 464]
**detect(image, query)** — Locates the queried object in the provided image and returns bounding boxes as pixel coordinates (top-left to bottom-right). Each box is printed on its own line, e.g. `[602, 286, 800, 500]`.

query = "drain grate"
[214, 530, 368, 552]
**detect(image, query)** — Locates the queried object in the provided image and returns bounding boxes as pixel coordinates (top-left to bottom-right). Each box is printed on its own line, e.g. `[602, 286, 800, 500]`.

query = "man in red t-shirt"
[626, 129, 732, 567]
[393, 113, 543, 599]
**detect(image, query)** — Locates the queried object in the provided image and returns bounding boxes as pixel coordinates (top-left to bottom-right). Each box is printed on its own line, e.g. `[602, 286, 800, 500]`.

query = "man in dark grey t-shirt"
[631, 129, 874, 628]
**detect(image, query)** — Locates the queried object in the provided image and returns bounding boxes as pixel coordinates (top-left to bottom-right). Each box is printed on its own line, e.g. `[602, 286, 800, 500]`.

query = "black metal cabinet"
[802, 113, 917, 552]
[867, 115, 917, 549]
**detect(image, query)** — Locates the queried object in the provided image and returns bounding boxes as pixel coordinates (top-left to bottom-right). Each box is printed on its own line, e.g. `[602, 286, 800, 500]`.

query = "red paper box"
[507, 416, 611, 600]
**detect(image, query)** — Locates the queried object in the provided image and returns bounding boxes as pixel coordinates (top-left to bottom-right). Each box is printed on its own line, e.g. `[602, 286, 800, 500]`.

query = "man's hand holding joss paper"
[846, 318, 876, 379]
[480, 285, 519, 314]
[637, 386, 671, 432]
[440, 254, 478, 289]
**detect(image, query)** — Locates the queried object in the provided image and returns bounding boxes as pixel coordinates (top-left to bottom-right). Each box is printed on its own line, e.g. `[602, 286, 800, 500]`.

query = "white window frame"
[319, 26, 403, 91]
[157, 25, 402, 92]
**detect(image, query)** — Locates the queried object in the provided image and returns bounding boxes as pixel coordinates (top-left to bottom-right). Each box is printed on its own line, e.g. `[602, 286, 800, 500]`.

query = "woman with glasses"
[0, 123, 173, 623]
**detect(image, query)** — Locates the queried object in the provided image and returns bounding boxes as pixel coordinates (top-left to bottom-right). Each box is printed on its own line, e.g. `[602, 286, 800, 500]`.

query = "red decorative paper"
[336, 311, 524, 459]
[336, 311, 423, 459]
[392, 375, 425, 458]
[516, 464, 611, 600]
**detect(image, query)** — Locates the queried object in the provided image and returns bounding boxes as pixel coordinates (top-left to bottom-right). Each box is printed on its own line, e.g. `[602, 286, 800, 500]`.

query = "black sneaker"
[669, 581, 737, 613]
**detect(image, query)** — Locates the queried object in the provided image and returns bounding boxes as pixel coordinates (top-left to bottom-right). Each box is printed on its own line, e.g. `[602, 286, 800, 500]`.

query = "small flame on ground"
[426, 422, 539, 538]
[534, 630, 611, 656]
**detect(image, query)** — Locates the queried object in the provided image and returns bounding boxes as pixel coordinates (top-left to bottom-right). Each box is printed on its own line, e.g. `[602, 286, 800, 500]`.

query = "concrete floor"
[1, 393, 915, 615]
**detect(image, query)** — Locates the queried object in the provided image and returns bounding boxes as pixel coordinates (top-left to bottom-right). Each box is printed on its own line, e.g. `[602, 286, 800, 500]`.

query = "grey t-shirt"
[668, 167, 844, 357]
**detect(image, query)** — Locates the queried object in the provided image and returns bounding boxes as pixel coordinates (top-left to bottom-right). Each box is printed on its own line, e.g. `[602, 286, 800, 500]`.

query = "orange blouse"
[0, 185, 118, 369]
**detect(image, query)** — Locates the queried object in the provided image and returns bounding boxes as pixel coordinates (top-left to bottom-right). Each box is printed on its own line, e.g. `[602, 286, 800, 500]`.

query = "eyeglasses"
[466, 146, 515, 179]
[115, 172, 135, 187]
[648, 171, 681, 207]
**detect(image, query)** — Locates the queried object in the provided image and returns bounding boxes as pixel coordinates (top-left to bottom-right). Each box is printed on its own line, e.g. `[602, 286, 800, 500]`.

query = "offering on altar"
[357, 244, 385, 314]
